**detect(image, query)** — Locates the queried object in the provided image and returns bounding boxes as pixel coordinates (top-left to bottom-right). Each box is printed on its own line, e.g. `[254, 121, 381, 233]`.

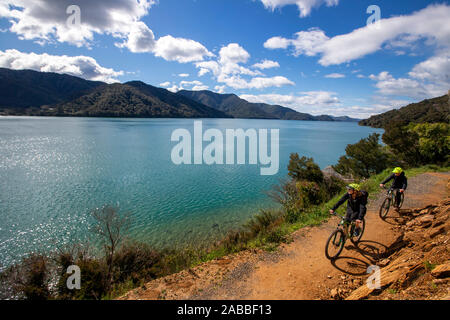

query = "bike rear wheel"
[350, 219, 365, 244]
[325, 229, 345, 260]
[397, 192, 405, 209]
[379, 197, 390, 219]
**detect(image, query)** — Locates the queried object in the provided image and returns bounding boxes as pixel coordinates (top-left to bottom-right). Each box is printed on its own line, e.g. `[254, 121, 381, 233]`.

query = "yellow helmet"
[392, 167, 403, 174]
[346, 183, 361, 191]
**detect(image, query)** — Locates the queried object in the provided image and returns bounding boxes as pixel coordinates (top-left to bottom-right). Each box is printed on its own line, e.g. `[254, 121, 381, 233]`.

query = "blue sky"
[0, 0, 449, 118]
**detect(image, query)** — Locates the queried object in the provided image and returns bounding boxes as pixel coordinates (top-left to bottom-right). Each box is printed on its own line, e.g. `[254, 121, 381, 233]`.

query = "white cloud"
[408, 52, 450, 84]
[240, 91, 340, 111]
[219, 75, 294, 90]
[178, 73, 189, 77]
[1, 0, 213, 64]
[219, 43, 250, 64]
[369, 52, 450, 100]
[153, 35, 213, 63]
[159, 81, 171, 87]
[115, 21, 155, 53]
[0, 0, 154, 47]
[264, 4, 450, 66]
[252, 59, 280, 70]
[259, 0, 339, 18]
[0, 49, 123, 83]
[164, 80, 209, 93]
[325, 73, 345, 78]
[214, 85, 226, 94]
[265, 28, 328, 57]
[195, 43, 293, 90]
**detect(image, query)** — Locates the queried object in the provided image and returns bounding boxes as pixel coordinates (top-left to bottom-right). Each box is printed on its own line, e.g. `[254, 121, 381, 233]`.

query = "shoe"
[353, 228, 361, 237]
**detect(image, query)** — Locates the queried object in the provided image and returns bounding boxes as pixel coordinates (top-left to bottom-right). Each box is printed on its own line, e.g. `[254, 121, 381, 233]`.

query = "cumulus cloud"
[252, 59, 280, 70]
[214, 85, 226, 94]
[159, 81, 171, 87]
[0, 0, 213, 64]
[259, 0, 339, 18]
[369, 52, 450, 100]
[195, 43, 293, 90]
[0, 49, 123, 83]
[264, 4, 450, 66]
[325, 73, 345, 78]
[160, 80, 209, 93]
[240, 91, 340, 111]
[115, 21, 155, 53]
[219, 43, 250, 65]
[178, 73, 189, 77]
[0, 0, 154, 47]
[265, 28, 328, 57]
[153, 36, 213, 63]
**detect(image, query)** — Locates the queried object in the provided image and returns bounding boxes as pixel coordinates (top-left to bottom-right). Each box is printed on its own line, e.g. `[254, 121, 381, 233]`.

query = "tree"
[287, 153, 324, 183]
[333, 133, 389, 178]
[382, 121, 449, 166]
[91, 206, 129, 282]
[409, 122, 449, 165]
[382, 120, 422, 166]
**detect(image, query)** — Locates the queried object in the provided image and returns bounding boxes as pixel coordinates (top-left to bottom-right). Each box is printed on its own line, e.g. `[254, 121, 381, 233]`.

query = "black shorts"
[345, 211, 363, 223]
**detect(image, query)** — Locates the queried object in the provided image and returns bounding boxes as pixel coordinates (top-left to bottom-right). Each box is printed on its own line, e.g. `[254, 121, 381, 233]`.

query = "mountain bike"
[379, 187, 404, 219]
[325, 212, 365, 260]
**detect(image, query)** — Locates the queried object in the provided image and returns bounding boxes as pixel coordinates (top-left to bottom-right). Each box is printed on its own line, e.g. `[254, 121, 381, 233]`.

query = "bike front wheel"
[325, 229, 345, 260]
[350, 219, 365, 244]
[379, 197, 390, 219]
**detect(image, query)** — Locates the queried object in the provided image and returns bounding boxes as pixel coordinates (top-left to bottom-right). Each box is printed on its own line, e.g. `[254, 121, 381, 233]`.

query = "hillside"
[0, 68, 104, 110]
[178, 89, 359, 121]
[50, 83, 230, 118]
[359, 94, 450, 128]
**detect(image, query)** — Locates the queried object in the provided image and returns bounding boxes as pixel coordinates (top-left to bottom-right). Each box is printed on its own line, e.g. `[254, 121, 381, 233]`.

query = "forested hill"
[359, 94, 450, 128]
[0, 67, 104, 108]
[178, 89, 360, 121]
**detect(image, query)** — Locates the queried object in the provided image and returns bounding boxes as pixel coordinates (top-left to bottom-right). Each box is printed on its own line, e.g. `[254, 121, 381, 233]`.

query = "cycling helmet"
[346, 183, 361, 191]
[392, 167, 403, 174]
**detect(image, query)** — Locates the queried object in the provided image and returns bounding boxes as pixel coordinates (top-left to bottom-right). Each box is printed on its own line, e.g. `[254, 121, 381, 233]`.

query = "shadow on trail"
[354, 240, 389, 261]
[328, 240, 387, 275]
[330, 256, 370, 275]
[379, 208, 411, 225]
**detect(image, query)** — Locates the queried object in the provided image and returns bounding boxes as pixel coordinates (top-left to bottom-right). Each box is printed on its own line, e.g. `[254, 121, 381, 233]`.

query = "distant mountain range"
[359, 94, 450, 128]
[177, 90, 355, 121]
[0, 68, 359, 121]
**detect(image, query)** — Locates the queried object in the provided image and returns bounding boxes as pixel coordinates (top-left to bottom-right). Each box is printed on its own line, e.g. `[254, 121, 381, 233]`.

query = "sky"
[0, 0, 449, 118]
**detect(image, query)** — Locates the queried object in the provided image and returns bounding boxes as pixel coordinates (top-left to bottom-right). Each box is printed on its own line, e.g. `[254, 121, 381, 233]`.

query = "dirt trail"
[121, 172, 449, 300]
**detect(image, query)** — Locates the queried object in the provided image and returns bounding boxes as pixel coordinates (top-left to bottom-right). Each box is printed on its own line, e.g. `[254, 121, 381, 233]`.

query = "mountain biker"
[329, 183, 368, 237]
[379, 167, 407, 209]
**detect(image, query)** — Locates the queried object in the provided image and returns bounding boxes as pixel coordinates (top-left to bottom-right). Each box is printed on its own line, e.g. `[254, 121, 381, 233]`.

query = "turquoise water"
[0, 117, 383, 269]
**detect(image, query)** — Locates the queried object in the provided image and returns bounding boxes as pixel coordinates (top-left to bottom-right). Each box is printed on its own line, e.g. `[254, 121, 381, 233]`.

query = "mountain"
[0, 69, 229, 118]
[178, 89, 356, 121]
[0, 68, 360, 121]
[0, 68, 104, 109]
[359, 94, 450, 128]
[51, 82, 230, 118]
[331, 115, 360, 122]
